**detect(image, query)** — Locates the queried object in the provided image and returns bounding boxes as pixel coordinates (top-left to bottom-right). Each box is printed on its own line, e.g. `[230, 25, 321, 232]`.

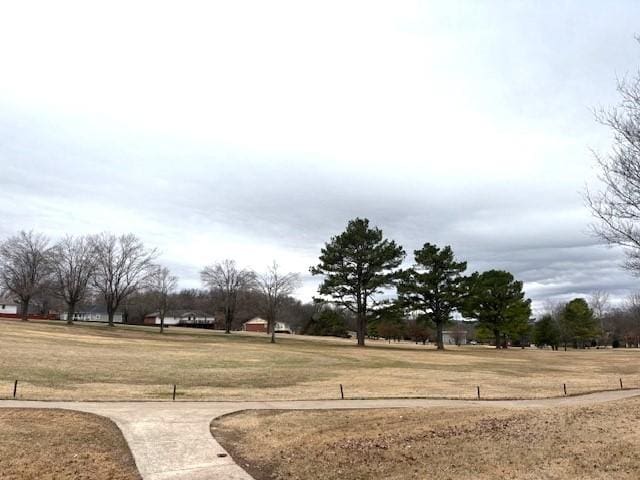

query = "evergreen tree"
[559, 298, 600, 348]
[397, 243, 467, 350]
[311, 218, 405, 346]
[533, 314, 560, 349]
[461, 270, 532, 348]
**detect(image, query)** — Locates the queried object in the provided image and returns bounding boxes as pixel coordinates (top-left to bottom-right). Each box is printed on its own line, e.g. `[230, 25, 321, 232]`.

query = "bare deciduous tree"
[51, 235, 95, 324]
[148, 265, 178, 333]
[587, 48, 640, 272]
[201, 259, 255, 334]
[0, 231, 52, 321]
[589, 290, 610, 330]
[90, 233, 157, 326]
[256, 261, 300, 343]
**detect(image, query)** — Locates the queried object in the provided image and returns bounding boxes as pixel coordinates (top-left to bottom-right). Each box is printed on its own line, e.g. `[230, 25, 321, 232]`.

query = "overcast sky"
[1, 1, 640, 312]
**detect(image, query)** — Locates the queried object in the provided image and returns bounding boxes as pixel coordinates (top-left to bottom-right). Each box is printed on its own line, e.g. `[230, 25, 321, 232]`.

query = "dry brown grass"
[1, 319, 639, 401]
[212, 398, 640, 480]
[0, 408, 140, 480]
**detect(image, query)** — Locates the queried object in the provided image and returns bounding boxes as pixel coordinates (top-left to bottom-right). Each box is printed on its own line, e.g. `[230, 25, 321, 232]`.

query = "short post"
[13, 380, 18, 398]
[339, 384, 344, 400]
[620, 378, 624, 390]
[172, 384, 176, 401]
[476, 386, 480, 399]
[563, 383, 567, 396]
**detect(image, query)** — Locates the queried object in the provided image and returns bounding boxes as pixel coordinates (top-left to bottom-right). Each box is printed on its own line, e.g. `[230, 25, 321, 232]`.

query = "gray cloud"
[1, 1, 640, 312]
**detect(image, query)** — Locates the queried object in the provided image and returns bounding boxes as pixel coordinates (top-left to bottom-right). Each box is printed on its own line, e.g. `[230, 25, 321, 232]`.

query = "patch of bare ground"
[0, 409, 141, 480]
[212, 397, 640, 480]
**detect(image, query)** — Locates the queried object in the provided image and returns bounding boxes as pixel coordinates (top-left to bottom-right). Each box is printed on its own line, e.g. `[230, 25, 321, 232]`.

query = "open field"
[0, 408, 140, 480]
[212, 397, 640, 480]
[1, 319, 639, 401]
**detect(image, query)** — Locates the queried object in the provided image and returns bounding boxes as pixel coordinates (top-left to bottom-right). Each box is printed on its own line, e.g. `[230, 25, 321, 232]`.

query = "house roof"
[244, 317, 268, 324]
[145, 310, 214, 318]
[0, 298, 17, 305]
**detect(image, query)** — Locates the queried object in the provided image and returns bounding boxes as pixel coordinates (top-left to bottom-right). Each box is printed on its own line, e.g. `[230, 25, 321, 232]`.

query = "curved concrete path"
[2, 389, 640, 480]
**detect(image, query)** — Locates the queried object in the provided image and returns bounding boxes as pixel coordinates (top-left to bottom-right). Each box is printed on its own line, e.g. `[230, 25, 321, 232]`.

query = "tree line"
[311, 217, 532, 348]
[0, 231, 300, 343]
[2, 224, 628, 351]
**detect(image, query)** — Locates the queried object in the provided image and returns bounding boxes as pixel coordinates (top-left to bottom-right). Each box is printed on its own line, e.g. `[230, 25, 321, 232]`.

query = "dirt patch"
[0, 408, 141, 480]
[212, 398, 640, 480]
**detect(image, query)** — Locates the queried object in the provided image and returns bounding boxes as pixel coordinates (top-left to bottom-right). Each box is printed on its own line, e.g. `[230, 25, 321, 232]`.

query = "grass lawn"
[211, 398, 640, 480]
[0, 319, 639, 401]
[0, 408, 140, 480]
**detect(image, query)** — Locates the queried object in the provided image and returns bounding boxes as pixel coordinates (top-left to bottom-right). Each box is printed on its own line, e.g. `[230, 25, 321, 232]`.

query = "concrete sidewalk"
[2, 389, 640, 480]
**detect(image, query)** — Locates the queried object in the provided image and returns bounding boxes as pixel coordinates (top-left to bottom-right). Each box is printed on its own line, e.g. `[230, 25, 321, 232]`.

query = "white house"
[62, 306, 123, 323]
[143, 310, 215, 328]
[442, 330, 467, 345]
[0, 299, 18, 315]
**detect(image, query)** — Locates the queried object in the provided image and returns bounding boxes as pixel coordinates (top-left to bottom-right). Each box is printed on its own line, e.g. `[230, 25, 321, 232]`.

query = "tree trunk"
[436, 321, 445, 350]
[66, 303, 75, 325]
[357, 313, 366, 347]
[494, 329, 501, 349]
[108, 310, 115, 327]
[225, 307, 231, 334]
[20, 298, 29, 321]
[160, 315, 164, 334]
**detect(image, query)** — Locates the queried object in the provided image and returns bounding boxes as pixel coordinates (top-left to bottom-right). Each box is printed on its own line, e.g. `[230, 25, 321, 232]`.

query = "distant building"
[0, 299, 18, 315]
[62, 305, 124, 323]
[243, 317, 291, 334]
[442, 330, 467, 345]
[143, 310, 215, 329]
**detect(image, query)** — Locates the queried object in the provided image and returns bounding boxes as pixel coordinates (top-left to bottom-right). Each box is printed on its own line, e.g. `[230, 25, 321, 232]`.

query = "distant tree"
[461, 270, 532, 349]
[559, 298, 600, 348]
[586, 43, 640, 273]
[369, 303, 406, 342]
[50, 235, 95, 324]
[406, 319, 432, 345]
[311, 218, 405, 347]
[533, 314, 560, 349]
[0, 231, 52, 321]
[302, 306, 349, 338]
[90, 233, 157, 326]
[256, 261, 300, 343]
[148, 265, 178, 333]
[201, 259, 255, 334]
[397, 243, 467, 350]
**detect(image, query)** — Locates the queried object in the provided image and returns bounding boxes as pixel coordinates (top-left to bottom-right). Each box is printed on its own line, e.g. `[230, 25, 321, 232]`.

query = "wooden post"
[620, 378, 623, 390]
[476, 386, 480, 399]
[563, 383, 567, 396]
[340, 384, 344, 400]
[172, 384, 176, 401]
[13, 380, 17, 398]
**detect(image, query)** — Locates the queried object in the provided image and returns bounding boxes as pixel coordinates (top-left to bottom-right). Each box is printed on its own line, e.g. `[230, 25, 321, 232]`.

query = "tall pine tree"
[397, 243, 467, 350]
[311, 218, 405, 346]
[461, 270, 531, 348]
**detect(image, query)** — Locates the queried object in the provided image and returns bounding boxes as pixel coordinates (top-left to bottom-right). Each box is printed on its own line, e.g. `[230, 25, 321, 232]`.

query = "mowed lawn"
[212, 398, 640, 480]
[0, 408, 140, 480]
[0, 319, 639, 401]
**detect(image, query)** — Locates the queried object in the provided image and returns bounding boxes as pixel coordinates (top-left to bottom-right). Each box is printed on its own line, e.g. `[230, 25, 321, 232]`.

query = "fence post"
[340, 384, 344, 400]
[620, 378, 623, 390]
[13, 380, 17, 398]
[172, 384, 176, 401]
[477, 386, 480, 399]
[563, 383, 567, 396]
